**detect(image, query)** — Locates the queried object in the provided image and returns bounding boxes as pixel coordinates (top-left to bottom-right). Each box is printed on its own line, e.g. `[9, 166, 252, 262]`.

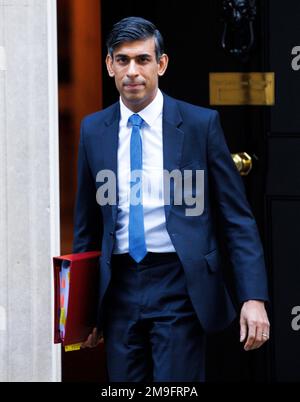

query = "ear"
[158, 54, 169, 77]
[106, 54, 115, 77]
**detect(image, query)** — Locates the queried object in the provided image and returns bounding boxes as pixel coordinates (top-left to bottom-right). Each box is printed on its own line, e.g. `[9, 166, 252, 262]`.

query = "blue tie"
[128, 114, 147, 263]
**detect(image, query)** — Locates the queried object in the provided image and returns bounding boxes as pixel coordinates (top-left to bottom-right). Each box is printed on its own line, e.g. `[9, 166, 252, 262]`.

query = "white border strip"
[47, 0, 61, 382]
[0, 46, 6, 71]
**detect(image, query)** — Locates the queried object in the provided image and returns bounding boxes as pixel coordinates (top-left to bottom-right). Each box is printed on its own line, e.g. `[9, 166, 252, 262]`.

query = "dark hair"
[106, 16, 165, 62]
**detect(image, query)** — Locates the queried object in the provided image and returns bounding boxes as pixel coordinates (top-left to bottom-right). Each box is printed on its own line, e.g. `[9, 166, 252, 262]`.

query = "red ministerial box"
[53, 251, 101, 348]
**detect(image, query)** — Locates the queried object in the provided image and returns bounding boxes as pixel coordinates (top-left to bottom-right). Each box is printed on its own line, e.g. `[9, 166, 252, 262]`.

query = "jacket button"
[109, 232, 114, 236]
[107, 260, 110, 265]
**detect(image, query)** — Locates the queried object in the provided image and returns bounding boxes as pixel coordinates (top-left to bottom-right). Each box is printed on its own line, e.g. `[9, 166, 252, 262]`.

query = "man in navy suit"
[74, 16, 270, 381]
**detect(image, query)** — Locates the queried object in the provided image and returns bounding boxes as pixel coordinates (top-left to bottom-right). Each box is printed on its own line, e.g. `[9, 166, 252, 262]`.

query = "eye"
[137, 55, 151, 64]
[115, 56, 128, 65]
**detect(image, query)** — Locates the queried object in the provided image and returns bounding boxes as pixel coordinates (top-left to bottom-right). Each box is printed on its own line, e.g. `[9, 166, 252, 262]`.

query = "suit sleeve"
[72, 118, 103, 253]
[207, 110, 269, 303]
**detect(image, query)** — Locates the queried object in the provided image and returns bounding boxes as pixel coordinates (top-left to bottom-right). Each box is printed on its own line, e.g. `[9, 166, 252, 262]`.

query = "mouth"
[124, 83, 145, 91]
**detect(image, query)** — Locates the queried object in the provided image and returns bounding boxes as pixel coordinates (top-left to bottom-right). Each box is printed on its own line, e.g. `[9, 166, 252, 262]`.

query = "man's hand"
[240, 300, 270, 351]
[80, 327, 104, 349]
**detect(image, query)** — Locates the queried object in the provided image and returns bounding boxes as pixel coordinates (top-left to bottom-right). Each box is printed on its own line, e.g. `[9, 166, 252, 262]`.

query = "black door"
[101, 0, 300, 382]
[265, 0, 300, 382]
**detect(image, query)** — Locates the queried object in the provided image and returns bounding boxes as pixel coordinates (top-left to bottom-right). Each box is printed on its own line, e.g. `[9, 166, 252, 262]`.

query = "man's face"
[106, 38, 168, 112]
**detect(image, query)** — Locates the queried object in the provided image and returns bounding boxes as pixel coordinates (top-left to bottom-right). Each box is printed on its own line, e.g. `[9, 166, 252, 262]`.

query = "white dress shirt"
[113, 89, 176, 254]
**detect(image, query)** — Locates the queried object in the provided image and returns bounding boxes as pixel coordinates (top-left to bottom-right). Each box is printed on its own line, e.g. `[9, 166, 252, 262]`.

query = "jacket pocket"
[204, 249, 220, 273]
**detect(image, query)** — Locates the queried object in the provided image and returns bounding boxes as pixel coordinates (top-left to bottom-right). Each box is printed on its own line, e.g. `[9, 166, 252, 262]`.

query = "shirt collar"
[119, 89, 163, 128]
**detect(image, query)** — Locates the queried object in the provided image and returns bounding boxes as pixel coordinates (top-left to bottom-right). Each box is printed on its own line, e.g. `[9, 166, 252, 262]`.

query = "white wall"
[0, 0, 61, 381]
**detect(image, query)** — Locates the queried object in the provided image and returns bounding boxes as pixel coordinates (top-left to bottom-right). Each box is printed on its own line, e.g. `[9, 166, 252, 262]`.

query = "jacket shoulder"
[81, 102, 119, 129]
[164, 93, 218, 123]
[164, 94, 219, 130]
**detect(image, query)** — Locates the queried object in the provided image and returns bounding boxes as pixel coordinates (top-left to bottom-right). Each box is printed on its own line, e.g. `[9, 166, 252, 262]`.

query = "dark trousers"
[102, 252, 206, 382]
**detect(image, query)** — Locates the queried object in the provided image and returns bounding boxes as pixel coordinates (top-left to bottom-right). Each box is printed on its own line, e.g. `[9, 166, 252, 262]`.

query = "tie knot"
[128, 114, 143, 128]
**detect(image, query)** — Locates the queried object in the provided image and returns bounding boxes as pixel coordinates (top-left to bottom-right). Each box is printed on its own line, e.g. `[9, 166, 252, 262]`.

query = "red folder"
[53, 251, 101, 351]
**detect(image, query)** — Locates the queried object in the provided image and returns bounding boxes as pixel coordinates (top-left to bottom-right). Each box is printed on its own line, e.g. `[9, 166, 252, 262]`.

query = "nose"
[126, 60, 139, 77]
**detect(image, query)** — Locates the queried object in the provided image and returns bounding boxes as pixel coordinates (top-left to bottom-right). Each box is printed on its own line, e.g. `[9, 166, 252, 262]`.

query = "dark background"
[101, 0, 269, 382]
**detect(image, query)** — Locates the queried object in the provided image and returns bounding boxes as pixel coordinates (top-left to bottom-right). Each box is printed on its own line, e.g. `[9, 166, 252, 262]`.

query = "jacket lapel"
[101, 103, 120, 223]
[162, 94, 185, 221]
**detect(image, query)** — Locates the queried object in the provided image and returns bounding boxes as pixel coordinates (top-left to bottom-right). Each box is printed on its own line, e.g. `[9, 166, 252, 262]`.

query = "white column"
[0, 0, 61, 381]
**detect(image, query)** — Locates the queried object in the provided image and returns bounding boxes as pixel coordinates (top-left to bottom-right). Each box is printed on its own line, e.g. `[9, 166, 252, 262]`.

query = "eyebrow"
[114, 53, 152, 58]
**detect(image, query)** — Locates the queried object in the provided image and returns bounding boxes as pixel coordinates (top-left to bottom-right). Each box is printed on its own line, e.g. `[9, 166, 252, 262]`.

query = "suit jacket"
[73, 93, 269, 333]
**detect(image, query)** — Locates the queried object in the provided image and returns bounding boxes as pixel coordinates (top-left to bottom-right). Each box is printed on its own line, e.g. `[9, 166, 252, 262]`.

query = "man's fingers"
[244, 323, 256, 351]
[240, 300, 270, 351]
[251, 328, 264, 350]
[244, 326, 270, 351]
[240, 317, 247, 342]
[255, 326, 270, 347]
[80, 328, 104, 349]
[81, 333, 93, 349]
[91, 328, 99, 345]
